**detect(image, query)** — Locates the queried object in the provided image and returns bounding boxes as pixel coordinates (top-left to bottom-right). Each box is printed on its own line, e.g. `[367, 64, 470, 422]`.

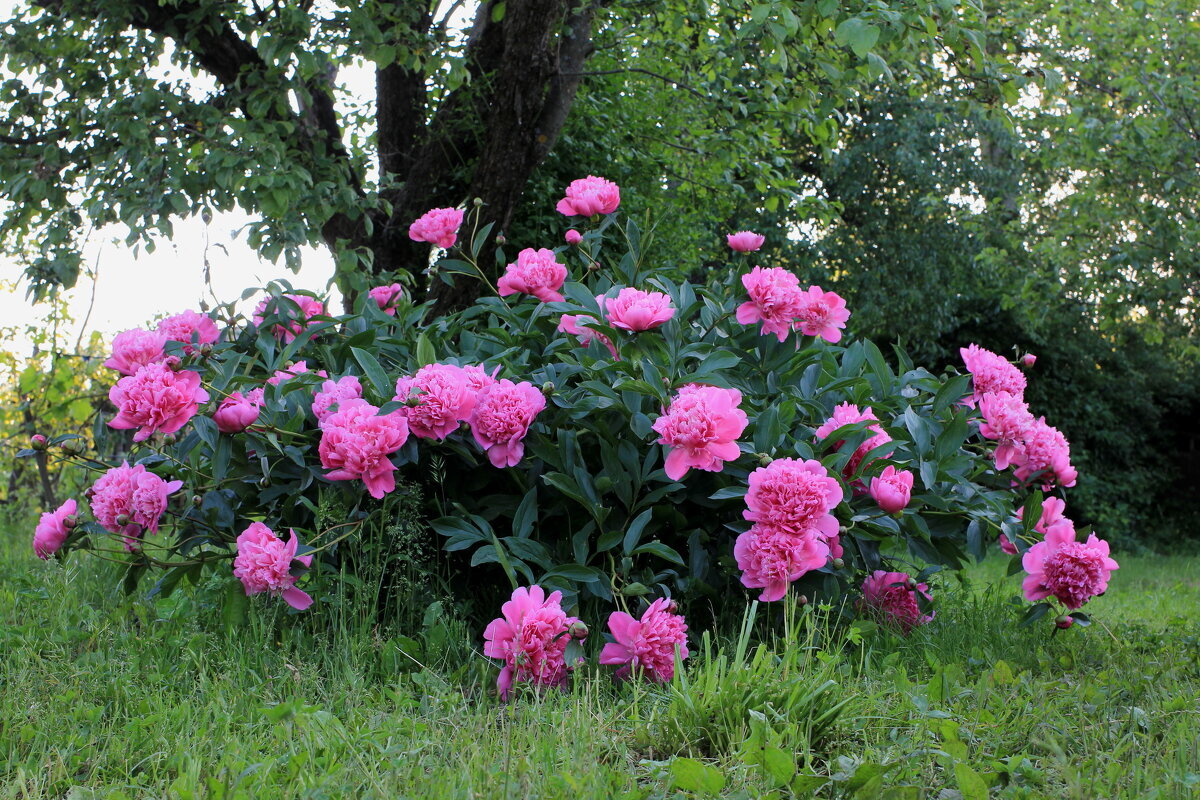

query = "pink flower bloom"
[104, 329, 167, 376]
[1013, 418, 1077, 489]
[214, 389, 263, 433]
[469, 379, 545, 468]
[869, 465, 913, 514]
[743, 457, 843, 539]
[735, 524, 831, 602]
[483, 585, 581, 698]
[727, 231, 765, 252]
[555, 175, 620, 217]
[736, 266, 804, 342]
[604, 288, 675, 332]
[369, 283, 406, 315]
[565, 229, 583, 245]
[267, 361, 327, 386]
[90, 463, 182, 550]
[999, 533, 1019, 555]
[33, 498, 76, 559]
[960, 344, 1026, 407]
[108, 362, 209, 442]
[312, 376, 364, 425]
[253, 294, 326, 344]
[652, 384, 748, 481]
[861, 570, 933, 634]
[599, 598, 689, 682]
[794, 286, 850, 343]
[1022, 522, 1119, 610]
[497, 248, 568, 303]
[157, 310, 219, 354]
[130, 470, 181, 535]
[1017, 496, 1068, 535]
[393, 363, 478, 441]
[233, 523, 314, 610]
[979, 391, 1035, 470]
[1023, 353, 1037, 367]
[409, 207, 464, 249]
[558, 311, 619, 359]
[814, 403, 893, 480]
[460, 363, 501, 392]
[318, 402, 409, 499]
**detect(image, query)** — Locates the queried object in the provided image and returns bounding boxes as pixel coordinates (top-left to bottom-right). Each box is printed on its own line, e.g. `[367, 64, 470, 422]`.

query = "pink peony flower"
[604, 288, 675, 332]
[555, 175, 620, 217]
[33, 498, 77, 559]
[267, 361, 327, 386]
[565, 229, 583, 245]
[312, 376, 364, 425]
[999, 532, 1019, 555]
[483, 585, 581, 698]
[793, 286, 850, 343]
[108, 362, 209, 442]
[599, 598, 689, 682]
[104, 329, 167, 376]
[652, 384, 748, 481]
[408, 207, 464, 249]
[743, 457, 843, 539]
[213, 389, 263, 434]
[497, 248, 568, 303]
[736, 266, 804, 342]
[727, 231, 765, 252]
[232, 523, 314, 610]
[318, 402, 409, 499]
[979, 391, 1035, 470]
[460, 363, 501, 392]
[157, 310, 219, 354]
[469, 379, 546, 468]
[1022, 522, 1119, 610]
[253, 294, 326, 344]
[960, 344, 1026, 407]
[814, 403, 893, 480]
[393, 363, 478, 441]
[869, 465, 913, 514]
[1013, 418, 1077, 489]
[558, 311, 619, 359]
[90, 462, 182, 550]
[735, 524, 831, 602]
[368, 283, 406, 315]
[1023, 353, 1037, 367]
[1017, 496, 1068, 535]
[861, 570, 933, 634]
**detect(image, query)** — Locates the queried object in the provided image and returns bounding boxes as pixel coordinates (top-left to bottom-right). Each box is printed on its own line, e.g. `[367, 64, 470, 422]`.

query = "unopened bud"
[30, 434, 47, 450]
[165, 356, 182, 371]
[472, 197, 483, 207]
[832, 557, 845, 570]
[162, 433, 177, 445]
[494, 234, 506, 245]
[116, 514, 130, 526]
[568, 621, 589, 640]
[565, 229, 582, 246]
[63, 515, 77, 530]
[258, 476, 271, 488]
[542, 381, 555, 396]
[199, 343, 214, 357]
[758, 454, 773, 467]
[62, 439, 85, 455]
[1055, 615, 1074, 629]
[838, 524, 849, 535]
[587, 261, 601, 272]
[797, 594, 808, 606]
[1022, 353, 1037, 368]
[405, 395, 422, 408]
[191, 494, 203, 507]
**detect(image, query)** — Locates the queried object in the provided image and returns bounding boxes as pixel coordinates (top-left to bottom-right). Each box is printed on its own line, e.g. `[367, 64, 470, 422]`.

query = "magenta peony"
[555, 175, 620, 217]
[408, 207, 464, 249]
[393, 363, 478, 441]
[267, 360, 327, 386]
[604, 288, 675, 332]
[1023, 353, 1037, 367]
[104, 328, 167, 376]
[469, 379, 546, 468]
[979, 391, 1034, 470]
[735, 266, 804, 342]
[959, 343, 1026, 407]
[727, 231, 765, 252]
[318, 402, 410, 498]
[312, 376, 364, 426]
[558, 311, 619, 359]
[1013, 417, 1077, 489]
[814, 403, 893, 480]
[861, 570, 933, 634]
[90, 462, 183, 550]
[497, 248, 568, 303]
[793, 286, 850, 343]
[734, 524, 830, 602]
[33, 498, 77, 559]
[157, 310, 219, 354]
[743, 457, 843, 539]
[460, 363, 501, 393]
[652, 384, 748, 480]
[108, 361, 209, 442]
[599, 598, 689, 682]
[565, 229, 583, 245]
[483, 585, 581, 698]
[232, 523, 313, 610]
[213, 389, 262, 433]
[1022, 522, 1118, 609]
[368, 283, 406, 315]
[869, 465, 913, 514]
[253, 294, 326, 344]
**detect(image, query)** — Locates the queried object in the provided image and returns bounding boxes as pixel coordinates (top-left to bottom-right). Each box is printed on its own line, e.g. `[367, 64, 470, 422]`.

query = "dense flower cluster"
[604, 288, 675, 332]
[318, 402, 409, 499]
[157, 310, 219, 354]
[88, 462, 183, 550]
[104, 328, 167, 375]
[483, 585, 582, 698]
[960, 343, 1027, 407]
[652, 384, 748, 481]
[469, 379, 546, 468]
[311, 376, 364, 426]
[556, 175, 620, 217]
[1022, 521, 1119, 609]
[736, 267, 849, 343]
[393, 363, 481, 441]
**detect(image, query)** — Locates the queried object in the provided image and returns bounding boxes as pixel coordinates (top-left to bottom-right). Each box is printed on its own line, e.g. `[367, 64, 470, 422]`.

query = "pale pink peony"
[604, 288, 675, 332]
[267, 361, 327, 386]
[565, 229, 583, 245]
[558, 311, 619, 359]
[33, 498, 77, 559]
[253, 294, 326, 344]
[318, 402, 409, 499]
[497, 248, 568, 303]
[814, 403, 893, 480]
[108, 362, 209, 442]
[393, 363, 478, 441]
[1022, 522, 1118, 610]
[104, 328, 167, 376]
[869, 465, 913, 514]
[727, 231, 765, 252]
[483, 585, 581, 698]
[793, 286, 850, 343]
[555, 175, 620, 217]
[599, 598, 689, 682]
[368, 283, 406, 315]
[469, 379, 546, 468]
[408, 207, 464, 249]
[960, 344, 1026, 407]
[861, 570, 933, 634]
[90, 463, 182, 550]
[652, 384, 748, 480]
[979, 391, 1035, 470]
[213, 389, 263, 434]
[312, 376, 364, 425]
[736, 266, 804, 342]
[735, 524, 831, 602]
[1013, 418, 1077, 489]
[743, 457, 843, 539]
[157, 310, 219, 354]
[232, 523, 314, 610]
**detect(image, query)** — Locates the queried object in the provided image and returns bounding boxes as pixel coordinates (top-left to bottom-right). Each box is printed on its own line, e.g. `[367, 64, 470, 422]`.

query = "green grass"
[1, 526, 1197, 799]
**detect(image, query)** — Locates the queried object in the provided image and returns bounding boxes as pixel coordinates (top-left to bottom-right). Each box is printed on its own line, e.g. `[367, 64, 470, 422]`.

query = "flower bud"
[1055, 615, 1074, 629]
[162, 432, 177, 445]
[199, 343, 214, 357]
[758, 454, 773, 467]
[832, 557, 845, 570]
[797, 594, 808, 606]
[62, 439, 85, 455]
[1022, 353, 1037, 368]
[63, 515, 77, 529]
[587, 260, 601, 273]
[838, 524, 849, 535]
[565, 229, 583, 246]
[542, 381, 555, 396]
[568, 621, 589, 640]
[473, 197, 484, 207]
[495, 234, 506, 246]
[405, 395, 422, 408]
[258, 476, 271, 488]
[30, 434, 47, 450]
[191, 494, 203, 507]
[116, 514, 130, 526]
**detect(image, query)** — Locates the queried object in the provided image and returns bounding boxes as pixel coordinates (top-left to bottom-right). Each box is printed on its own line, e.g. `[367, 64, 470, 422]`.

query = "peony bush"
[23, 177, 1116, 695]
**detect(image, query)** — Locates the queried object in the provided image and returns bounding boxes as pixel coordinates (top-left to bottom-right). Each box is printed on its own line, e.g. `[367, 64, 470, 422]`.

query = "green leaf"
[954, 762, 989, 800]
[761, 745, 795, 786]
[834, 18, 880, 59]
[670, 758, 726, 796]
[415, 333, 437, 368]
[350, 347, 393, 399]
[632, 540, 685, 566]
[622, 508, 654, 554]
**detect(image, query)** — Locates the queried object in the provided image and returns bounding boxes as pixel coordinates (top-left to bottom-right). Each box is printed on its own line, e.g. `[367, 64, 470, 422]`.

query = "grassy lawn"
[1, 527, 1197, 799]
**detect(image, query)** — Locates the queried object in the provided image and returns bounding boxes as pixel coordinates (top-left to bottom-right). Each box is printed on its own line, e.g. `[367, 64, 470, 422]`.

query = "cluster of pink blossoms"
[104, 328, 168, 375]
[736, 266, 849, 343]
[604, 288, 675, 332]
[652, 384, 748, 481]
[312, 376, 364, 425]
[393, 363, 484, 441]
[157, 310, 219, 354]
[232, 523, 314, 610]
[252, 294, 326, 343]
[108, 361, 208, 442]
[599, 598, 689, 683]
[88, 462, 183, 550]
[860, 570, 933, 634]
[1022, 519, 1119, 610]
[469, 378, 546, 468]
